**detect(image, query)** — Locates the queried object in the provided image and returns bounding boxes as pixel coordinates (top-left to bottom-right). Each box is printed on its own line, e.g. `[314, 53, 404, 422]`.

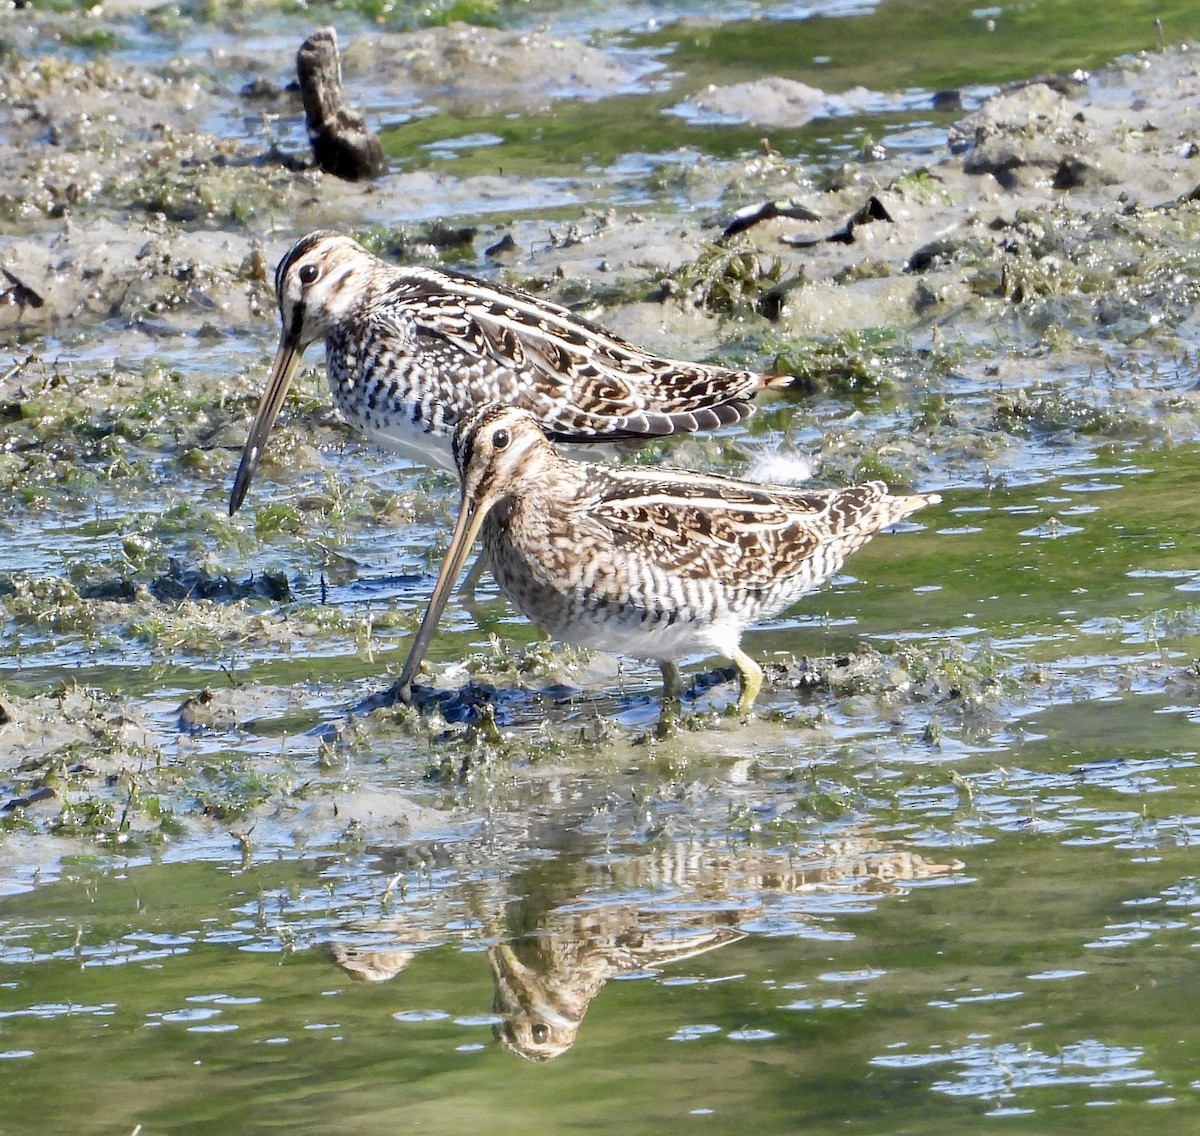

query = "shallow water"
[4, 0, 1200, 1131]
[4, 705, 1200, 1133]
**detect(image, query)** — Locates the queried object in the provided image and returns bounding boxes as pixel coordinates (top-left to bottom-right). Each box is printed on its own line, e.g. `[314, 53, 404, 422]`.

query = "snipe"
[391, 405, 939, 713]
[230, 230, 786, 514]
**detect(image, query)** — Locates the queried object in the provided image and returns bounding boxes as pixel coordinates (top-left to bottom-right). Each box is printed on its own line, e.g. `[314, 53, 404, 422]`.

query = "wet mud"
[2, 18, 1200, 871]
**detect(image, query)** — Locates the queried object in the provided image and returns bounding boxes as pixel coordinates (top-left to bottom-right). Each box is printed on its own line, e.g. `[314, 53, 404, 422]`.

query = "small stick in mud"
[296, 26, 386, 181]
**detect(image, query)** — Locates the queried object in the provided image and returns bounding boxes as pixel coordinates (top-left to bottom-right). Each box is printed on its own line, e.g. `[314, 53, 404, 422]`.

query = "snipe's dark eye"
[298, 264, 319, 286]
[492, 428, 510, 450]
[532, 1023, 550, 1045]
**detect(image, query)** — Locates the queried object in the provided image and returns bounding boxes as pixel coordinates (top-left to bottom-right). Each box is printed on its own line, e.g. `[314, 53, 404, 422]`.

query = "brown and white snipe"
[391, 405, 940, 713]
[229, 230, 787, 514]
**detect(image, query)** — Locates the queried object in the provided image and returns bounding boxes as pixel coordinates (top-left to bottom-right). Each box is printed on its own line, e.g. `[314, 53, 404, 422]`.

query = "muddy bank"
[1, 34, 1197, 349]
[2, 22, 1200, 866]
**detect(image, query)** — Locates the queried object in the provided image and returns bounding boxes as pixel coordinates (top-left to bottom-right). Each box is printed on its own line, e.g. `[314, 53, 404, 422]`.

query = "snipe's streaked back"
[229, 230, 785, 514]
[391, 406, 940, 713]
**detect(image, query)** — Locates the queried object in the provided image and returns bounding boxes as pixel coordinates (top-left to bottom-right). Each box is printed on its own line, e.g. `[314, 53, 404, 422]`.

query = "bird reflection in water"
[328, 837, 961, 1061]
[489, 906, 746, 1062]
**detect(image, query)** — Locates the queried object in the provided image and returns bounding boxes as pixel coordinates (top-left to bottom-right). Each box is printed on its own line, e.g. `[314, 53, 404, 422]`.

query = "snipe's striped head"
[273, 230, 376, 352]
[451, 403, 553, 509]
[229, 231, 379, 515]
[393, 405, 556, 702]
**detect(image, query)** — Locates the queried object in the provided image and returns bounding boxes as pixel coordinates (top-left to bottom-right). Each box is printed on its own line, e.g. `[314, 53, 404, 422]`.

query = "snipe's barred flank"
[391, 406, 940, 713]
[230, 230, 787, 514]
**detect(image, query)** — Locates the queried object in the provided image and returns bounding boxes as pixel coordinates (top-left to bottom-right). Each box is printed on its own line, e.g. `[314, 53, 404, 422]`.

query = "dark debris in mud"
[147, 562, 291, 604]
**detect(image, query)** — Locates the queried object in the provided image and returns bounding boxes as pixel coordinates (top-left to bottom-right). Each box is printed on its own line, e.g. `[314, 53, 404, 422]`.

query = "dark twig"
[296, 27, 386, 181]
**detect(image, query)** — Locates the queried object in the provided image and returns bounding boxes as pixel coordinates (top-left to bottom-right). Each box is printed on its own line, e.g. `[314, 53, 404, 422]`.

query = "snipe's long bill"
[229, 230, 786, 515]
[391, 406, 940, 714]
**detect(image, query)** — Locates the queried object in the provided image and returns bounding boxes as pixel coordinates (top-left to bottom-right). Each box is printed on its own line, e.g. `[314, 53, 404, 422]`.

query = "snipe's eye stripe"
[275, 229, 334, 298]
